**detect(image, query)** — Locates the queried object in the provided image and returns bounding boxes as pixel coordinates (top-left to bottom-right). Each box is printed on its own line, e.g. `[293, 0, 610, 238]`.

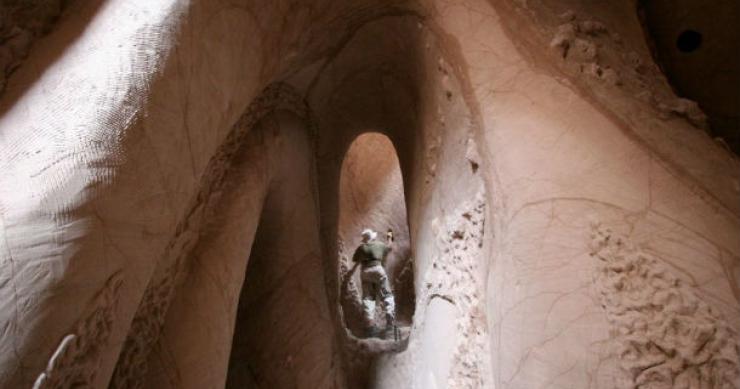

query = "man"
[352, 228, 396, 338]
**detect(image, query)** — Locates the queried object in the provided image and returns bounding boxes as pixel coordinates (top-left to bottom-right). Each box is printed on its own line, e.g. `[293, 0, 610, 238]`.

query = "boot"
[366, 326, 380, 338]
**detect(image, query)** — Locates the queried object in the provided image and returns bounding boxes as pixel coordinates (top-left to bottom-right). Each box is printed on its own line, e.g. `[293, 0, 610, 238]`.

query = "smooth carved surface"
[33, 272, 123, 389]
[109, 83, 315, 389]
[591, 225, 740, 388]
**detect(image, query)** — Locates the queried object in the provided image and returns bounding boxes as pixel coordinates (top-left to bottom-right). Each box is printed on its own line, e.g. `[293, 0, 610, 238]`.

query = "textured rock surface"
[0, 0, 737, 388]
[591, 225, 739, 388]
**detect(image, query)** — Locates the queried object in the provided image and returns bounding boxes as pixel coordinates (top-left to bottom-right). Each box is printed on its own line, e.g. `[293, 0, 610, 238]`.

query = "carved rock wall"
[0, 0, 737, 388]
[33, 272, 122, 389]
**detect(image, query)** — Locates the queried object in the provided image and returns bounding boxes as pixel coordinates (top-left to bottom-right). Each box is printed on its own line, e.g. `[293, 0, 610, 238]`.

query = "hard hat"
[361, 228, 377, 240]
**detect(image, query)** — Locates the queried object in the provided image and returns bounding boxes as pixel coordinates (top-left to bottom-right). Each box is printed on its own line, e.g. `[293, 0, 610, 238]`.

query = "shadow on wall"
[638, 0, 740, 152]
[337, 132, 415, 339]
[0, 0, 105, 117]
[224, 112, 332, 389]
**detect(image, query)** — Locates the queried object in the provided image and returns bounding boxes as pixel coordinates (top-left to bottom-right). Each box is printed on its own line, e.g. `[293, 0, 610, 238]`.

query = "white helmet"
[361, 228, 377, 241]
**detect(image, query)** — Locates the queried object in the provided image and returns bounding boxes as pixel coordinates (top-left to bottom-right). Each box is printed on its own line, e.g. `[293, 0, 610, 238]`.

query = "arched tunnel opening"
[337, 132, 415, 341]
[221, 127, 420, 388]
[223, 111, 332, 389]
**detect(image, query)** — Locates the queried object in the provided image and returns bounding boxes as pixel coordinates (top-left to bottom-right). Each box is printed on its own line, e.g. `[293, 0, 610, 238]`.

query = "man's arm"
[352, 246, 363, 263]
[382, 240, 392, 267]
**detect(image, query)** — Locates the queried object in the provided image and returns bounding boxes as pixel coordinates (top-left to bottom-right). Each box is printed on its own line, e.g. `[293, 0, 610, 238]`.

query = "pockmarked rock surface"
[0, 0, 738, 388]
[591, 225, 739, 388]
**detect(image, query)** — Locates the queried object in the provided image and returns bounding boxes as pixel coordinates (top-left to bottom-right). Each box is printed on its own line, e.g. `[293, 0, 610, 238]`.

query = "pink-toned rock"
[0, 1, 737, 389]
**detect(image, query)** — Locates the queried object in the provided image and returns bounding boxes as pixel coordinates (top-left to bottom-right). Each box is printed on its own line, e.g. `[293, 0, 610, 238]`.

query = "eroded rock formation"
[591, 225, 739, 388]
[0, 0, 738, 388]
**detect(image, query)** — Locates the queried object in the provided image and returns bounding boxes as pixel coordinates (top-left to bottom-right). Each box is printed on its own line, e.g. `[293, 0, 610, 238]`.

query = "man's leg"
[361, 271, 378, 336]
[377, 269, 396, 331]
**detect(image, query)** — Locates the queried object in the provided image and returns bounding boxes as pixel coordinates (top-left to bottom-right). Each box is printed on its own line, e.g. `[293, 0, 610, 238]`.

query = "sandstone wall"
[0, 0, 737, 388]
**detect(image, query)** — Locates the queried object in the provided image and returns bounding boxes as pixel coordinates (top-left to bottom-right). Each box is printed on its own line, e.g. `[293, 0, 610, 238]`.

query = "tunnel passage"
[303, 12, 493, 388]
[223, 111, 338, 389]
[337, 132, 415, 341]
[122, 11, 489, 389]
